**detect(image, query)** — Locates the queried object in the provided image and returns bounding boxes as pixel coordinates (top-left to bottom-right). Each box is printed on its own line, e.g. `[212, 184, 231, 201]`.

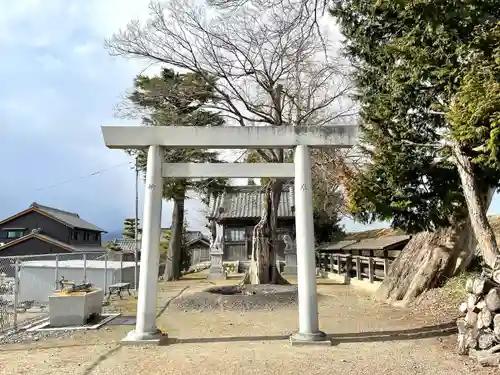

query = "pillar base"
[121, 329, 167, 345]
[289, 331, 331, 346]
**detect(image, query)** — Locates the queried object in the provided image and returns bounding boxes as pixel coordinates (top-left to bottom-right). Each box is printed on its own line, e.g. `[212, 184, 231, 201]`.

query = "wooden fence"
[316, 251, 394, 283]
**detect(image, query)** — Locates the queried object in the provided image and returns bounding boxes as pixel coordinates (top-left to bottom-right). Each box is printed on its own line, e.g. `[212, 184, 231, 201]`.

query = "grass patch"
[441, 270, 481, 302]
[440, 255, 483, 301]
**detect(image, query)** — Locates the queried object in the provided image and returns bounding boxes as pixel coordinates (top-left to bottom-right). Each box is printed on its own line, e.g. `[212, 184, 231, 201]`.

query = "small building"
[17, 259, 137, 304]
[185, 231, 211, 265]
[207, 185, 295, 263]
[111, 230, 210, 266]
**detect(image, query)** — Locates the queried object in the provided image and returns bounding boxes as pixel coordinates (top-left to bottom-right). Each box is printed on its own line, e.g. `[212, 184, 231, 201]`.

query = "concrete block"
[49, 288, 104, 327]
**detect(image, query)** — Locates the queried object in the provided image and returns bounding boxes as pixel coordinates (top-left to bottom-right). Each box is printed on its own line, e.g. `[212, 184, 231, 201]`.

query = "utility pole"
[134, 158, 139, 291]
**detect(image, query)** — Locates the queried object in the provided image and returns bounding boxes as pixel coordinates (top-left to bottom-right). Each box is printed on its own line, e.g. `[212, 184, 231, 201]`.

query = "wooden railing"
[316, 252, 394, 283]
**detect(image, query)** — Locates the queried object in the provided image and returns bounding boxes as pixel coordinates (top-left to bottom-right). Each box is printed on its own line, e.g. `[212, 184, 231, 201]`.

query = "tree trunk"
[163, 196, 185, 281]
[452, 141, 500, 271]
[241, 180, 289, 285]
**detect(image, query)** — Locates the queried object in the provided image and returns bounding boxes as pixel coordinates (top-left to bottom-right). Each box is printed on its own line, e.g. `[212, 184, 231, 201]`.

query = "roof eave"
[74, 226, 107, 233]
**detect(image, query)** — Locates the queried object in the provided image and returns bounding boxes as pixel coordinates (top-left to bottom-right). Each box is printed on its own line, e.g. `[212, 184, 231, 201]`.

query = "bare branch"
[107, 0, 354, 161]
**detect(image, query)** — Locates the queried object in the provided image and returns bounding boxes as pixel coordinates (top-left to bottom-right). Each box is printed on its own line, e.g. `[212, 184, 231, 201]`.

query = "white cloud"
[36, 53, 64, 72]
[0, 0, 151, 45]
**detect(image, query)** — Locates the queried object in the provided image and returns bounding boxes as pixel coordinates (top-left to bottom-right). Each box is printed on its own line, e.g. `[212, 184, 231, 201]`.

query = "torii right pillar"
[290, 145, 330, 345]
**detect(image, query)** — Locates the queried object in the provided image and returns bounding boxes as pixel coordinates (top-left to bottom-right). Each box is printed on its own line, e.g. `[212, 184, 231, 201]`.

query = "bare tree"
[106, 0, 354, 284]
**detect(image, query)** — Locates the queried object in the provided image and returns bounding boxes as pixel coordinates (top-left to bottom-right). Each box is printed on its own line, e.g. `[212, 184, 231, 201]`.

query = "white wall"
[18, 265, 139, 304]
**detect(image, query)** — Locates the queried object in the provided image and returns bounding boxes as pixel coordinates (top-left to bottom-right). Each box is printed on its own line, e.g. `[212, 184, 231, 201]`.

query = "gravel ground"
[0, 279, 497, 375]
[173, 284, 299, 311]
[0, 325, 74, 345]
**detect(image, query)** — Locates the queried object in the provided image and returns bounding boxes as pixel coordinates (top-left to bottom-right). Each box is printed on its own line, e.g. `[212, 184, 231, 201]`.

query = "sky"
[0, 0, 499, 238]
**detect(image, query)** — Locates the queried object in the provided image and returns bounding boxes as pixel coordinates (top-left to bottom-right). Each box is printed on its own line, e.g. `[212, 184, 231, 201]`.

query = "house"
[112, 229, 211, 265]
[0, 202, 107, 262]
[185, 231, 211, 265]
[207, 185, 295, 263]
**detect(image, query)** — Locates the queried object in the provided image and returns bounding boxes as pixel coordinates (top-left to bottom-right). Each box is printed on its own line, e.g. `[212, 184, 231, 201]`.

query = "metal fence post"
[120, 253, 123, 283]
[83, 253, 87, 283]
[13, 258, 19, 329]
[134, 250, 138, 292]
[104, 253, 108, 296]
[54, 254, 59, 290]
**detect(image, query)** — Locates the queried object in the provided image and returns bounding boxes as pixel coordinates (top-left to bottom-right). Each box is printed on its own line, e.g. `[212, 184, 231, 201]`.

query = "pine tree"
[122, 218, 139, 239]
[124, 68, 228, 281]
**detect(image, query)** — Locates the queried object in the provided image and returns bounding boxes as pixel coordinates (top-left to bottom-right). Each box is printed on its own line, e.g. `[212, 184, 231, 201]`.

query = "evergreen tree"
[122, 218, 139, 239]
[331, 0, 500, 301]
[124, 68, 228, 281]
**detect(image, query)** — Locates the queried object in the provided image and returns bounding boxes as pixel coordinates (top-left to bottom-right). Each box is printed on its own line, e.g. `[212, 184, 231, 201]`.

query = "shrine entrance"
[101, 125, 356, 345]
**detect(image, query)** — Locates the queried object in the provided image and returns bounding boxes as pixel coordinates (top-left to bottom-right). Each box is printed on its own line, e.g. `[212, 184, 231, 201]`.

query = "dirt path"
[0, 280, 494, 375]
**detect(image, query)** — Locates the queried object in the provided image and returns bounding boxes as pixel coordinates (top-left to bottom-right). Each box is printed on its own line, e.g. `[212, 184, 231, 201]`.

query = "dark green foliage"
[126, 68, 229, 201]
[331, 0, 500, 233]
[122, 218, 139, 239]
[105, 241, 122, 252]
[313, 210, 344, 245]
[159, 229, 171, 255]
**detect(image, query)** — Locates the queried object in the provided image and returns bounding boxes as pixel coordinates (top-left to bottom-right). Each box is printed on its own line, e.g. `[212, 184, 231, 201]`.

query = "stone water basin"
[49, 288, 104, 327]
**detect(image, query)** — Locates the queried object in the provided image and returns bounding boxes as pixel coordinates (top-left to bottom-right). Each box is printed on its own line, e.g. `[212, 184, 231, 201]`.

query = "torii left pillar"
[122, 145, 165, 344]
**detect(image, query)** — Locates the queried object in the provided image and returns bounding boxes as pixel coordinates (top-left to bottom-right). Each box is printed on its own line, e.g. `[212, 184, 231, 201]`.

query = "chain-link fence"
[0, 251, 133, 334]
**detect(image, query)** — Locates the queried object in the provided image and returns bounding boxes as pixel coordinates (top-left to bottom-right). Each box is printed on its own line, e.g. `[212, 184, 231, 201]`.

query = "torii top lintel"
[101, 125, 357, 149]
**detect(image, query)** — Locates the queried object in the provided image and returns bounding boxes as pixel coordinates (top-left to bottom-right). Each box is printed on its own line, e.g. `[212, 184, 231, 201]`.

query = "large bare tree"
[106, 0, 354, 284]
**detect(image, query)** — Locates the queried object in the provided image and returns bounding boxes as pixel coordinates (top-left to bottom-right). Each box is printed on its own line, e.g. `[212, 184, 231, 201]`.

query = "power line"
[33, 162, 131, 193]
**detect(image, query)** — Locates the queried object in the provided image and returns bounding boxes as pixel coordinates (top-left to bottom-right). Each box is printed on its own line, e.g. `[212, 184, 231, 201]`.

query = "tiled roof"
[207, 185, 295, 220]
[113, 231, 210, 252]
[185, 231, 210, 246]
[343, 235, 411, 250]
[317, 235, 411, 252]
[0, 233, 107, 253]
[31, 202, 106, 233]
[317, 240, 358, 251]
[113, 238, 141, 252]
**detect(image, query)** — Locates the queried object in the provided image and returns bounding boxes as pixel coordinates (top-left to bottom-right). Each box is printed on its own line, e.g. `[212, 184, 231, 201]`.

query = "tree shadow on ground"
[0, 321, 456, 364]
[163, 321, 456, 346]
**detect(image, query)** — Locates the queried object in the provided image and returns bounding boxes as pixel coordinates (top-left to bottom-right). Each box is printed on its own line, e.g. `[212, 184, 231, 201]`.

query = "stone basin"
[49, 288, 104, 327]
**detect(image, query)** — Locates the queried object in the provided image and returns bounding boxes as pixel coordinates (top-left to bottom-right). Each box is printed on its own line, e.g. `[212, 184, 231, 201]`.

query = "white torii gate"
[101, 125, 357, 345]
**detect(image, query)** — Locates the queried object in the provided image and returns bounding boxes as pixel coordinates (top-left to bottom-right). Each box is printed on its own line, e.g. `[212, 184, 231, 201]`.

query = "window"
[83, 232, 90, 241]
[94, 233, 99, 241]
[72, 231, 78, 240]
[224, 228, 246, 242]
[6, 231, 23, 239]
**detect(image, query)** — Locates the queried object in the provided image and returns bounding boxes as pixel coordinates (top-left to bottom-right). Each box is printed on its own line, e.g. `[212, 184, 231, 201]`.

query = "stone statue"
[214, 221, 224, 250]
[209, 219, 224, 252]
[209, 219, 217, 247]
[283, 234, 295, 252]
[208, 219, 226, 279]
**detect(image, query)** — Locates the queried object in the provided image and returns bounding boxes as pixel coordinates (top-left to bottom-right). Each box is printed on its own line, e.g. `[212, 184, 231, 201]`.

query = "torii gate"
[101, 125, 357, 345]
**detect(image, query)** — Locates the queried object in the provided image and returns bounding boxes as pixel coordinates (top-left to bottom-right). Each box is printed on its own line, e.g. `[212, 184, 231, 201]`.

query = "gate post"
[290, 145, 329, 345]
[123, 145, 164, 344]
